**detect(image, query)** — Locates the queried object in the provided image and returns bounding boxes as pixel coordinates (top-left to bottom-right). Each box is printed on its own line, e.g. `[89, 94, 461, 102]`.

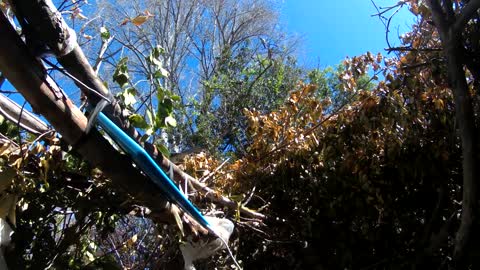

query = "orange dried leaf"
[434, 99, 444, 110]
[131, 11, 154, 27]
[131, 15, 149, 26]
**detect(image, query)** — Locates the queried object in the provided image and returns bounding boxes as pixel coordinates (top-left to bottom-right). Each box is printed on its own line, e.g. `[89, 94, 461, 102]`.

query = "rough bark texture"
[427, 0, 480, 266]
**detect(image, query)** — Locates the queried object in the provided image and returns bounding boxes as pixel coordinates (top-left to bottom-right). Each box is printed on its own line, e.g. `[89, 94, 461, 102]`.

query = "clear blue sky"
[281, 1, 415, 68]
[2, 1, 415, 92]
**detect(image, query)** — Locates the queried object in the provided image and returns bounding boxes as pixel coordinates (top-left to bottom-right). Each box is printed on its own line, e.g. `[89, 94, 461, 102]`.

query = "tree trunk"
[427, 0, 480, 266]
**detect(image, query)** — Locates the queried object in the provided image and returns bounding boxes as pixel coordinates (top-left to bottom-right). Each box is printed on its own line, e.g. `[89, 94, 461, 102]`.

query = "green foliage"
[6, 1, 480, 269]
[100, 26, 110, 41]
[0, 136, 123, 269]
[112, 46, 177, 149]
[146, 45, 169, 79]
[190, 46, 303, 154]
[0, 114, 20, 140]
[112, 57, 129, 89]
[128, 114, 149, 129]
[181, 43, 464, 268]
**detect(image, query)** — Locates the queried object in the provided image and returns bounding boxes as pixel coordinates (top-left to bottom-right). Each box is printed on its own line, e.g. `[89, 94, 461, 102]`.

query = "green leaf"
[147, 46, 164, 65]
[156, 106, 168, 120]
[156, 143, 170, 158]
[128, 114, 149, 129]
[163, 98, 174, 111]
[113, 73, 129, 89]
[145, 127, 154, 136]
[229, 194, 245, 203]
[89, 241, 97, 251]
[100, 26, 110, 41]
[152, 45, 165, 58]
[171, 95, 181, 102]
[85, 250, 95, 262]
[146, 109, 154, 126]
[147, 46, 169, 78]
[156, 88, 165, 101]
[113, 57, 129, 88]
[154, 67, 169, 78]
[156, 98, 174, 121]
[140, 133, 150, 143]
[165, 115, 177, 127]
[122, 88, 137, 106]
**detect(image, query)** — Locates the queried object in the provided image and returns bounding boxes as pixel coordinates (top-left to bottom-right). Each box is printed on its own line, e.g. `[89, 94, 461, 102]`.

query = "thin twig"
[17, 101, 26, 158]
[199, 157, 231, 183]
[42, 58, 111, 102]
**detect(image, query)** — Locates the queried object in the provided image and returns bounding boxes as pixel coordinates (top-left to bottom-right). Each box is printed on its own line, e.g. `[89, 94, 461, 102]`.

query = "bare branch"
[0, 93, 50, 135]
[385, 46, 442, 52]
[93, 36, 114, 74]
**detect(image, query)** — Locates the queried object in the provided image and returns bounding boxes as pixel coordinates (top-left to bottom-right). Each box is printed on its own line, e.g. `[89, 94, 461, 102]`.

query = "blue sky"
[2, 1, 416, 94]
[281, 1, 415, 68]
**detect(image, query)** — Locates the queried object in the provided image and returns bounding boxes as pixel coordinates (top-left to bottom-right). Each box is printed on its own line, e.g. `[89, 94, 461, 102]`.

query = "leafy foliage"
[181, 46, 464, 268]
[191, 49, 303, 155]
[3, 0, 480, 269]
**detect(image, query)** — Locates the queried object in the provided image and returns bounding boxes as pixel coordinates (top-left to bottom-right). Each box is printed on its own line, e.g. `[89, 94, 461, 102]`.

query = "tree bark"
[0, 93, 50, 135]
[427, 0, 480, 266]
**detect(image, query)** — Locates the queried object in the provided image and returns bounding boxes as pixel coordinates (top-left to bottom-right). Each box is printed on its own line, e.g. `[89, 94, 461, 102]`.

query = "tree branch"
[454, 0, 480, 35]
[0, 10, 176, 226]
[427, 0, 479, 266]
[9, 0, 264, 222]
[429, 0, 449, 32]
[0, 93, 50, 135]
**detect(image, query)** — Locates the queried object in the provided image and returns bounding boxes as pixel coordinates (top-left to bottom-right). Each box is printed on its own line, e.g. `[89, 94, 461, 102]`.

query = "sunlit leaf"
[165, 115, 177, 127]
[128, 114, 149, 129]
[122, 88, 137, 106]
[113, 57, 129, 88]
[154, 66, 169, 78]
[131, 11, 154, 26]
[434, 98, 444, 110]
[85, 251, 95, 262]
[145, 127, 154, 136]
[83, 34, 93, 40]
[156, 143, 170, 158]
[146, 109, 154, 126]
[0, 143, 12, 157]
[100, 26, 110, 41]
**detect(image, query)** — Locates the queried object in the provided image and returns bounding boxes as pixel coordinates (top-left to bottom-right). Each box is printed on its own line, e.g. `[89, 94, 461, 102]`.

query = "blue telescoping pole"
[94, 111, 213, 232]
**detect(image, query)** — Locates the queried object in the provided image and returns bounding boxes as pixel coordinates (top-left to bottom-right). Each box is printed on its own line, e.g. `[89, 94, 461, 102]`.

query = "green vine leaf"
[155, 143, 170, 158]
[113, 57, 129, 88]
[128, 114, 149, 129]
[165, 115, 177, 127]
[100, 26, 110, 41]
